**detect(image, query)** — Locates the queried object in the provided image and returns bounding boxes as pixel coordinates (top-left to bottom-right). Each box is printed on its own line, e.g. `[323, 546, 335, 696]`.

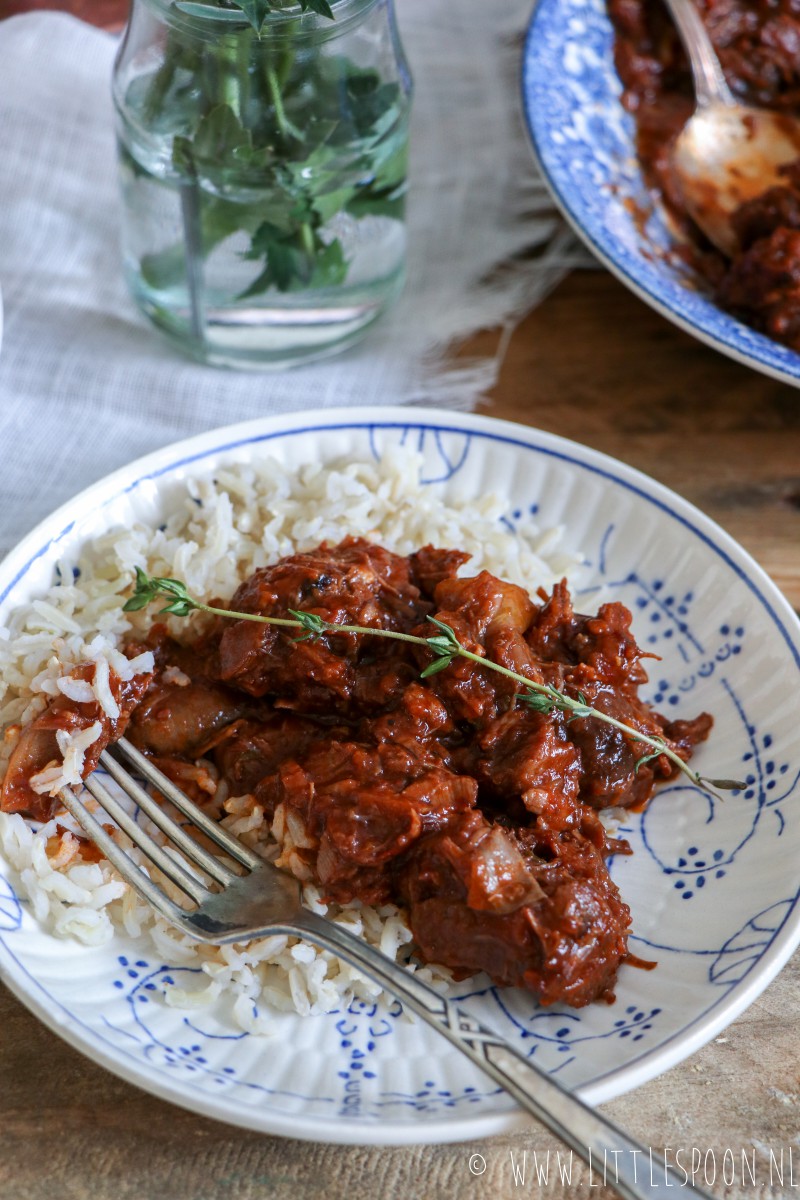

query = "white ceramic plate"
[1, 406, 799, 1145]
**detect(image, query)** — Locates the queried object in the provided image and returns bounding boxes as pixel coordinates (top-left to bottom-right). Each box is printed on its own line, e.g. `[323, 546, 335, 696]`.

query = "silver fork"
[59, 737, 716, 1200]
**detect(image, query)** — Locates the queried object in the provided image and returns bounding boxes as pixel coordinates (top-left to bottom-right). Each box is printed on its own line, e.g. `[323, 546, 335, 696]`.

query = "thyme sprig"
[124, 569, 745, 801]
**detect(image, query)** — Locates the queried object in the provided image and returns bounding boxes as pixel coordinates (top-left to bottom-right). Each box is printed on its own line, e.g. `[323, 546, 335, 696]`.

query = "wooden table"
[2, 7, 799, 1200]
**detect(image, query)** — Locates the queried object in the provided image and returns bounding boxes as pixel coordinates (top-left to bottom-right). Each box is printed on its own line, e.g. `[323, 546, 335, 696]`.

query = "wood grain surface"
[2, 4, 800, 1197]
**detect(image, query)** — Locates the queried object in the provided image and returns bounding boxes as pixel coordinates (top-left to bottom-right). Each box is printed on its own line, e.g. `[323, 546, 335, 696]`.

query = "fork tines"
[58, 737, 262, 926]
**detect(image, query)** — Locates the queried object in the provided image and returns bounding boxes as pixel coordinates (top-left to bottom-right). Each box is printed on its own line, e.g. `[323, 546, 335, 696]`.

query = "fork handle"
[296, 912, 715, 1200]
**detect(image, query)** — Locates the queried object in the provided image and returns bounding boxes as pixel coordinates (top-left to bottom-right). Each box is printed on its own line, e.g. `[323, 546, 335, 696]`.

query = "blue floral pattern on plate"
[0, 409, 798, 1144]
[521, 0, 800, 387]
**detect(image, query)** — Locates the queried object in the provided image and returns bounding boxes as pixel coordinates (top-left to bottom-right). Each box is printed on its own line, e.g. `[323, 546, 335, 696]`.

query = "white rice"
[0, 448, 575, 1029]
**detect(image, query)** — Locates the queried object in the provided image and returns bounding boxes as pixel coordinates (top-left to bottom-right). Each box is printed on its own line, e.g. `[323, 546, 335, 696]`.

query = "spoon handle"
[662, 0, 734, 109]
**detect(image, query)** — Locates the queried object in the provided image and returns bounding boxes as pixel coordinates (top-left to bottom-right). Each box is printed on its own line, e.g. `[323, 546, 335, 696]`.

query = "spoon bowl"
[664, 0, 800, 257]
[672, 100, 800, 257]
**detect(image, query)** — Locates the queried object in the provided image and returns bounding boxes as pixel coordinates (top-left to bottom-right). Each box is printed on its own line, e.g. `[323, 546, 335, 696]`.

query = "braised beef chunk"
[408, 546, 471, 596]
[217, 538, 428, 709]
[255, 738, 478, 907]
[607, 0, 800, 351]
[397, 812, 631, 1007]
[1, 540, 713, 1008]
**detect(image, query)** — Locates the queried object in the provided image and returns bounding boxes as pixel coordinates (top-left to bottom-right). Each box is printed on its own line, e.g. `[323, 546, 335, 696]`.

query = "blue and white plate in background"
[0, 407, 799, 1143]
[522, 0, 800, 388]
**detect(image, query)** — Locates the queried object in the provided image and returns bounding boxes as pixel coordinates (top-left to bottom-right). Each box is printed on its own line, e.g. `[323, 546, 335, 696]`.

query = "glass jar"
[112, 0, 412, 369]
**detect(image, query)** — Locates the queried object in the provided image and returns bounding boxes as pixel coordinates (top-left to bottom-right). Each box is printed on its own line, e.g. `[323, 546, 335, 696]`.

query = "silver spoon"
[664, 0, 800, 256]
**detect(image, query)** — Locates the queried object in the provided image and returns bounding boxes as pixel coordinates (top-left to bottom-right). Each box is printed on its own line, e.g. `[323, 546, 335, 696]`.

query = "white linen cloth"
[0, 4, 581, 558]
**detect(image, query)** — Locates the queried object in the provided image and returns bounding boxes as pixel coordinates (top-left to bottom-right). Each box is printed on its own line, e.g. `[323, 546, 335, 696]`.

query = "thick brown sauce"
[1, 539, 712, 1008]
[607, 0, 800, 350]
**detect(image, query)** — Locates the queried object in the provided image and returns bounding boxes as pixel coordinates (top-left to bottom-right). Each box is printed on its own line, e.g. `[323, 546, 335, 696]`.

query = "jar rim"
[140, 0, 385, 41]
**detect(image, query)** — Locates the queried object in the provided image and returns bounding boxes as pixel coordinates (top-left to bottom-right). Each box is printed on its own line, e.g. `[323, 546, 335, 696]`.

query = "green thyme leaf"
[286, 609, 331, 638]
[121, 593, 153, 613]
[425, 617, 461, 648]
[159, 599, 196, 617]
[520, 691, 556, 715]
[566, 691, 592, 722]
[420, 657, 454, 679]
[634, 740, 667, 774]
[123, 570, 200, 616]
[154, 578, 193, 599]
[423, 619, 462, 676]
[426, 636, 456, 656]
